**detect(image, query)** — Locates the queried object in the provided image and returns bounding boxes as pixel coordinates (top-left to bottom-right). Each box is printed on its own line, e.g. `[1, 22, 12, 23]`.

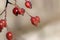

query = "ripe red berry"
[13, 7, 19, 16]
[0, 19, 7, 32]
[1, 19, 7, 27]
[30, 16, 40, 26]
[0, 21, 3, 32]
[35, 16, 40, 23]
[6, 32, 13, 40]
[25, 1, 32, 9]
[18, 8, 25, 15]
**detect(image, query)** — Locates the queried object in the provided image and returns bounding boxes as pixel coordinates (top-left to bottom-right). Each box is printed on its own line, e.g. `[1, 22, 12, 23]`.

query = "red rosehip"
[18, 8, 25, 15]
[30, 16, 40, 26]
[25, 1, 32, 9]
[6, 32, 13, 40]
[35, 16, 40, 23]
[0, 21, 3, 32]
[0, 19, 7, 32]
[13, 7, 19, 16]
[1, 19, 7, 27]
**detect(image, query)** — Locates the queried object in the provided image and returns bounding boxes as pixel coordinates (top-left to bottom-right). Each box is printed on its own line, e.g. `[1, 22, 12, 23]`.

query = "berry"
[25, 1, 32, 9]
[35, 16, 40, 23]
[18, 8, 25, 15]
[0, 19, 7, 32]
[1, 19, 7, 27]
[13, 7, 19, 16]
[30, 16, 40, 26]
[0, 21, 3, 32]
[6, 32, 13, 40]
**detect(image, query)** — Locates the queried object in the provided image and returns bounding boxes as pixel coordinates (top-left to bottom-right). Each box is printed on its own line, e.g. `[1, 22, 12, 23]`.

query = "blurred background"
[0, 0, 60, 40]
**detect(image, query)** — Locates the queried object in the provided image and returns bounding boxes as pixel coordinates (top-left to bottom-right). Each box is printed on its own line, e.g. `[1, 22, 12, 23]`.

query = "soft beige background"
[0, 0, 60, 40]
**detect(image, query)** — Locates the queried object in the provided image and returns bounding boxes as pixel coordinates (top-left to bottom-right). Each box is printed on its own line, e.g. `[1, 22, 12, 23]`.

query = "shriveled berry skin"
[18, 8, 25, 15]
[25, 1, 32, 9]
[30, 16, 40, 26]
[6, 32, 13, 40]
[13, 7, 19, 16]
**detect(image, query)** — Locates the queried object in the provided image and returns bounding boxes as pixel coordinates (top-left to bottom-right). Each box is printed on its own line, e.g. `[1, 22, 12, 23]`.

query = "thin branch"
[0, 9, 6, 16]
[4, 8, 7, 20]
[25, 10, 32, 17]
[8, 1, 13, 4]
[15, 0, 17, 5]
[8, 2, 15, 6]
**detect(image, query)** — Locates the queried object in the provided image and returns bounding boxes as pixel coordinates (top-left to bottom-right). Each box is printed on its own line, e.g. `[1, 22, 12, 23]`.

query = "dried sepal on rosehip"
[30, 16, 40, 26]
[25, 1, 32, 9]
[6, 32, 13, 40]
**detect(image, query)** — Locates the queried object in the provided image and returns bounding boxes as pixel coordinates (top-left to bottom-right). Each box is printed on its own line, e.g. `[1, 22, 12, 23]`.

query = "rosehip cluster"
[12, 0, 40, 26]
[0, 0, 40, 40]
[13, 7, 25, 16]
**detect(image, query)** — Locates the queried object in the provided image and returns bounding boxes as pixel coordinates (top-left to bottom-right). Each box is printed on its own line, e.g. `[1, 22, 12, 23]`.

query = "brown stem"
[25, 11, 32, 17]
[8, 2, 16, 6]
[4, 7, 7, 20]
[0, 9, 6, 16]
[15, 0, 17, 5]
